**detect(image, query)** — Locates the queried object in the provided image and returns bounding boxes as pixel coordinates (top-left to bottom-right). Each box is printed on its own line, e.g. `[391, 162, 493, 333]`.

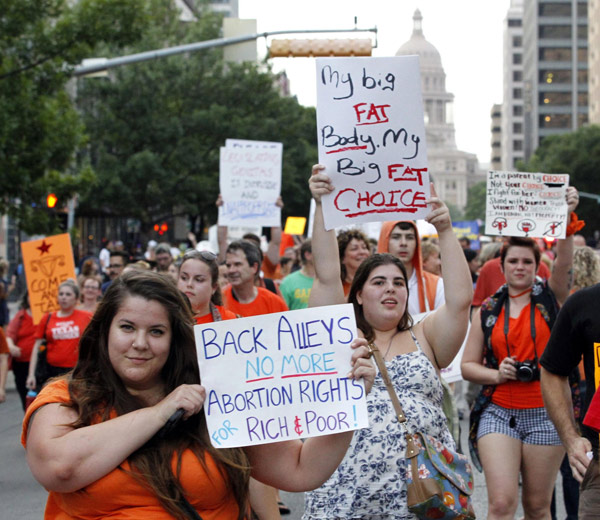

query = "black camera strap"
[503, 296, 539, 365]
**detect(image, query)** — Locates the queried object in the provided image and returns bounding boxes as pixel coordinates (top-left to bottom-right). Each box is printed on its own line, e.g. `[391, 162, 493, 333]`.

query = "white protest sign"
[195, 304, 369, 448]
[485, 171, 569, 238]
[218, 139, 283, 227]
[316, 56, 430, 230]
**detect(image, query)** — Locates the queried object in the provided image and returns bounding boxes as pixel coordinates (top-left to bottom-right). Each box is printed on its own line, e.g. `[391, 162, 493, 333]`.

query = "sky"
[238, 0, 512, 165]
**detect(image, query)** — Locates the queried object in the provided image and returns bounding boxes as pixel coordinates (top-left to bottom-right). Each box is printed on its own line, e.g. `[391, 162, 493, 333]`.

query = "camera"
[514, 360, 540, 382]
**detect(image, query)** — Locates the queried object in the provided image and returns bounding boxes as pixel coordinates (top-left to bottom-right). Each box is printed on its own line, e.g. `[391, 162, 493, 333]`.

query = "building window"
[513, 122, 523, 133]
[539, 114, 571, 128]
[513, 70, 523, 81]
[540, 69, 571, 84]
[508, 18, 522, 27]
[513, 53, 522, 65]
[540, 92, 572, 105]
[577, 113, 589, 127]
[578, 70, 588, 83]
[539, 3, 572, 17]
[539, 25, 571, 39]
[513, 88, 523, 99]
[577, 25, 588, 39]
[578, 92, 588, 105]
[578, 3, 587, 17]
[512, 36, 522, 47]
[513, 140, 523, 151]
[513, 105, 523, 116]
[539, 48, 571, 61]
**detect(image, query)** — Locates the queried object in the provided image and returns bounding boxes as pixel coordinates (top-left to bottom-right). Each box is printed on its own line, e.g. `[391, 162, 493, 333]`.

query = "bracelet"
[566, 212, 585, 237]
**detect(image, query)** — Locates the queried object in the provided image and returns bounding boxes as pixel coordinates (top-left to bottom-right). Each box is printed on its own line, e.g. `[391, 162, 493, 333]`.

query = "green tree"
[463, 180, 487, 223]
[76, 2, 317, 238]
[0, 0, 147, 233]
[523, 125, 600, 235]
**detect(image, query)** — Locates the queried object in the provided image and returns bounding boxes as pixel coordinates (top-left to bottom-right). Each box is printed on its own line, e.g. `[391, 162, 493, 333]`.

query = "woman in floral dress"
[303, 165, 473, 519]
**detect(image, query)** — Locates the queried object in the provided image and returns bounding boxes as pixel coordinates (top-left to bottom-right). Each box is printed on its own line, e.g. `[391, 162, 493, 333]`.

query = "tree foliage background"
[76, 0, 317, 238]
[0, 0, 148, 234]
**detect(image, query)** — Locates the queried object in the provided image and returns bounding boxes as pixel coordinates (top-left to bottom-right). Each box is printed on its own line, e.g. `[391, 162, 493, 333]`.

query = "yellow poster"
[284, 216, 307, 235]
[21, 233, 77, 324]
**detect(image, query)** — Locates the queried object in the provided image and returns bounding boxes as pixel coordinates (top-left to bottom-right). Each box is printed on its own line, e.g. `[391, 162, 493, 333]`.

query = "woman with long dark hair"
[303, 165, 473, 518]
[22, 270, 375, 519]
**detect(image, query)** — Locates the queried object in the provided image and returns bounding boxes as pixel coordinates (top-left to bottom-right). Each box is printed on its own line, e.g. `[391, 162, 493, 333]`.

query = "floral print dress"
[303, 331, 455, 519]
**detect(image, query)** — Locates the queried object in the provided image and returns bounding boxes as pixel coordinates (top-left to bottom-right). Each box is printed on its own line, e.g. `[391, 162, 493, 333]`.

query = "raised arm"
[264, 197, 283, 268]
[307, 165, 344, 308]
[216, 194, 228, 264]
[421, 184, 473, 368]
[548, 186, 579, 305]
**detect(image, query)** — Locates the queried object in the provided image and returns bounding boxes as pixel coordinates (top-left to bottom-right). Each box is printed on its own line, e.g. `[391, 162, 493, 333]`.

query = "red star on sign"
[37, 240, 52, 255]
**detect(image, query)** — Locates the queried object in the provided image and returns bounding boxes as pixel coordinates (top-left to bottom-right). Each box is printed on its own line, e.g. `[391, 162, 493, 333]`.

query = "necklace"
[376, 330, 400, 360]
[509, 287, 532, 299]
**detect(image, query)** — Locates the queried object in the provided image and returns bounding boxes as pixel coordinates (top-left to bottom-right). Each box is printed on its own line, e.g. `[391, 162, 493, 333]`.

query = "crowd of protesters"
[1, 169, 599, 519]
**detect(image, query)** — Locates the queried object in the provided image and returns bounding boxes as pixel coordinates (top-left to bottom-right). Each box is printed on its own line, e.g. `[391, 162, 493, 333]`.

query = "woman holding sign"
[22, 270, 375, 519]
[461, 188, 580, 520]
[304, 165, 473, 518]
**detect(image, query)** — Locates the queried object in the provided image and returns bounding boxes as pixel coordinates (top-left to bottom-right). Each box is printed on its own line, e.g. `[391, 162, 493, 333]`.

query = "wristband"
[566, 212, 585, 237]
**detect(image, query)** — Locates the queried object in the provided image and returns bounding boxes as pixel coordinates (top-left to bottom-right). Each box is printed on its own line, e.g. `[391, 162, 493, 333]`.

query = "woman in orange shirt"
[176, 249, 236, 324]
[461, 188, 580, 520]
[26, 279, 92, 391]
[22, 270, 375, 519]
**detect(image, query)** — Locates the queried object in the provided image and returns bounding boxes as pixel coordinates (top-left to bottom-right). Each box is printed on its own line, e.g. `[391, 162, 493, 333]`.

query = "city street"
[1, 373, 567, 519]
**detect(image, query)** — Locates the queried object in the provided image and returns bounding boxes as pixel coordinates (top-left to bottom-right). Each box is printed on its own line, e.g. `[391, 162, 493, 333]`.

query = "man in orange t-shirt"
[223, 240, 288, 318]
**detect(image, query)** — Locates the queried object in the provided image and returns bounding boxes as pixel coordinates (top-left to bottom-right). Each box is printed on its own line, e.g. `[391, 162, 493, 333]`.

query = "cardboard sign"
[316, 56, 430, 230]
[284, 216, 307, 235]
[21, 234, 77, 324]
[218, 139, 283, 227]
[485, 171, 569, 238]
[195, 304, 369, 448]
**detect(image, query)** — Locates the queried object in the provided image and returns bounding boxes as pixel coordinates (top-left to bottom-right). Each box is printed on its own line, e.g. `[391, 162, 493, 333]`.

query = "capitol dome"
[395, 9, 442, 70]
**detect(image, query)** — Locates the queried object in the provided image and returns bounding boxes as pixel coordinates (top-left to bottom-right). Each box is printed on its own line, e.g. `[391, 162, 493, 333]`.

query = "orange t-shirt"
[490, 304, 550, 409]
[35, 310, 93, 368]
[22, 380, 240, 520]
[195, 305, 237, 324]
[223, 286, 288, 318]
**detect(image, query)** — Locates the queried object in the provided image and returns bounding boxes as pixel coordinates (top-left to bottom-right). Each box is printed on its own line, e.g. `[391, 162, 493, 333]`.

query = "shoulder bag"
[368, 340, 476, 519]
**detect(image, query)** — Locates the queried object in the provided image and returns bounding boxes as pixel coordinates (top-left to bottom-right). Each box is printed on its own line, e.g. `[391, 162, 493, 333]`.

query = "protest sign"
[195, 304, 369, 448]
[485, 171, 569, 238]
[21, 234, 77, 324]
[316, 56, 430, 230]
[219, 139, 283, 227]
[453, 220, 480, 250]
[284, 216, 307, 235]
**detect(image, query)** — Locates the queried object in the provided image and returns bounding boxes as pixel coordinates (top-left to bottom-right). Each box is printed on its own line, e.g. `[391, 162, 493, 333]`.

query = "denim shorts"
[477, 403, 561, 445]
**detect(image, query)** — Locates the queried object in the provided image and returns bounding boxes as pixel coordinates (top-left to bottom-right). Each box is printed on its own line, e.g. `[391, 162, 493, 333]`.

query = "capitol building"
[396, 9, 485, 211]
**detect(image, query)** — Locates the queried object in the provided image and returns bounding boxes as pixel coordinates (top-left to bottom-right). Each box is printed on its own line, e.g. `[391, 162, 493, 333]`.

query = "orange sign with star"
[21, 233, 77, 324]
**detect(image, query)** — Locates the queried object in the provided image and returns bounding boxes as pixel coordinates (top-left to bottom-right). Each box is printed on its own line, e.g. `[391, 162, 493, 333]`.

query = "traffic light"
[46, 193, 58, 208]
[154, 222, 169, 236]
[269, 38, 372, 58]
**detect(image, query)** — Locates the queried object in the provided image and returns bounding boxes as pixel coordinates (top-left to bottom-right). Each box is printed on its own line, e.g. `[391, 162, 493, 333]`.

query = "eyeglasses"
[109, 263, 124, 268]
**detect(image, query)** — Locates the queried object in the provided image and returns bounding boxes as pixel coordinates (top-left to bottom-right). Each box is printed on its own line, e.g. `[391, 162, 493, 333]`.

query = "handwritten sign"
[21, 234, 76, 324]
[219, 139, 283, 227]
[485, 171, 569, 238]
[195, 304, 369, 448]
[316, 56, 430, 230]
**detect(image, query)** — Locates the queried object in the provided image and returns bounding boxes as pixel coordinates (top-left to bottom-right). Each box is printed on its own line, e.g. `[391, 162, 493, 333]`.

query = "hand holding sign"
[309, 164, 335, 203]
